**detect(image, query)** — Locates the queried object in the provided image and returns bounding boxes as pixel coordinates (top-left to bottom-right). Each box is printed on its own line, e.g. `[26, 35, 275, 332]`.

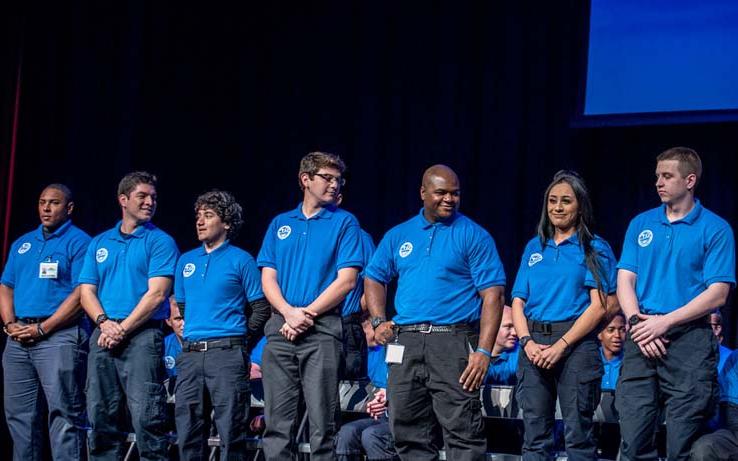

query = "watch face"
[629, 315, 639, 325]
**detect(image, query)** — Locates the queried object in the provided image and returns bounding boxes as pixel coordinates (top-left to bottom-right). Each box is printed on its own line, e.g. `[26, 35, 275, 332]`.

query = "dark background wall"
[1, 1, 737, 456]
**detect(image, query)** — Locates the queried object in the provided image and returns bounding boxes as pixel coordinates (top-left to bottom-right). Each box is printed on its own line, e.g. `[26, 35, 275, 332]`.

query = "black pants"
[388, 329, 485, 461]
[517, 330, 602, 461]
[175, 343, 251, 461]
[617, 321, 719, 461]
[341, 315, 368, 381]
[689, 403, 738, 461]
[261, 313, 343, 461]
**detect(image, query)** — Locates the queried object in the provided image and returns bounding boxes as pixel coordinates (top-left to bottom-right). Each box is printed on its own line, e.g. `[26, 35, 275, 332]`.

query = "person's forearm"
[120, 286, 169, 332]
[511, 298, 530, 339]
[261, 269, 292, 315]
[306, 268, 358, 316]
[560, 290, 606, 345]
[664, 282, 730, 328]
[477, 286, 504, 352]
[80, 284, 105, 320]
[0, 285, 16, 325]
[364, 278, 388, 319]
[246, 297, 272, 349]
[40, 287, 84, 334]
[617, 270, 640, 318]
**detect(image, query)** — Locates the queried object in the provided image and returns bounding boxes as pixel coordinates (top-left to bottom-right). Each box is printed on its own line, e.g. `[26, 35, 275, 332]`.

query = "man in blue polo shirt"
[341, 228, 376, 381]
[163, 297, 183, 381]
[689, 348, 738, 460]
[257, 152, 363, 460]
[174, 190, 269, 461]
[79, 171, 179, 461]
[365, 164, 506, 461]
[485, 305, 519, 386]
[616, 147, 736, 461]
[1, 184, 90, 461]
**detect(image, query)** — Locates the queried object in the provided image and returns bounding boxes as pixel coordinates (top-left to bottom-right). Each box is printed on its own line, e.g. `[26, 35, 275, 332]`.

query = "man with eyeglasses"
[257, 152, 364, 460]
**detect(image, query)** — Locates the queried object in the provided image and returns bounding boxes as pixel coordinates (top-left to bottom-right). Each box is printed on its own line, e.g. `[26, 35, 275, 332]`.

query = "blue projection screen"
[584, 0, 738, 118]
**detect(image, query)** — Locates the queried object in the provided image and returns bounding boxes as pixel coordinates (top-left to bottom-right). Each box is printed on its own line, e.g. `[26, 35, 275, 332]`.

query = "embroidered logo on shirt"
[96, 248, 109, 263]
[528, 252, 543, 267]
[277, 225, 292, 240]
[17, 242, 31, 254]
[637, 229, 653, 248]
[399, 242, 413, 258]
[164, 356, 176, 369]
[183, 263, 196, 278]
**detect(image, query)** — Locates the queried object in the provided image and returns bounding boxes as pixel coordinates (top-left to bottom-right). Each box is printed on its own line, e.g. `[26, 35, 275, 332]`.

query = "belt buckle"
[420, 324, 433, 334]
[542, 323, 552, 335]
[200, 341, 208, 352]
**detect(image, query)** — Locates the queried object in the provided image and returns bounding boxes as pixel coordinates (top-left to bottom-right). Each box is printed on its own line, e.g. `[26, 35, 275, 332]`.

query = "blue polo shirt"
[251, 336, 267, 367]
[174, 241, 263, 341]
[485, 345, 519, 385]
[163, 333, 182, 378]
[618, 200, 736, 314]
[512, 234, 617, 322]
[600, 348, 623, 391]
[365, 210, 505, 325]
[719, 349, 738, 405]
[719, 344, 734, 375]
[78, 221, 179, 320]
[342, 229, 376, 317]
[367, 345, 388, 389]
[257, 203, 364, 308]
[1, 220, 90, 317]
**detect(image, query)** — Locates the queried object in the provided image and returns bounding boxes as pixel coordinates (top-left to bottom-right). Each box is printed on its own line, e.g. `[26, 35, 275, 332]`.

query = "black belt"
[396, 323, 473, 334]
[183, 337, 244, 352]
[16, 316, 50, 324]
[528, 319, 576, 335]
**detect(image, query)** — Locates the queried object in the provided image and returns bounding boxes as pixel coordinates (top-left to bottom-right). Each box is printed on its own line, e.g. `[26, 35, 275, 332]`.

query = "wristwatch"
[370, 316, 386, 330]
[628, 315, 640, 327]
[519, 335, 532, 349]
[95, 313, 109, 326]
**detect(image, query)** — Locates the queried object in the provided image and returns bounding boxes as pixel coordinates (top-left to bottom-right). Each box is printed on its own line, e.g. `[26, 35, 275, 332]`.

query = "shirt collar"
[545, 231, 580, 248]
[113, 220, 151, 240]
[416, 208, 459, 229]
[659, 199, 703, 225]
[599, 346, 623, 364]
[288, 202, 337, 221]
[34, 219, 73, 241]
[197, 239, 230, 256]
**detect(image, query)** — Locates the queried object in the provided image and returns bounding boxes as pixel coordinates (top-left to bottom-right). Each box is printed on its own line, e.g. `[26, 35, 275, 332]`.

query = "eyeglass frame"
[312, 172, 346, 187]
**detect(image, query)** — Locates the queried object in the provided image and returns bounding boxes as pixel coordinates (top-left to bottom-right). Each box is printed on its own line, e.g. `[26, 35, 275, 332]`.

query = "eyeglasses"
[313, 173, 346, 187]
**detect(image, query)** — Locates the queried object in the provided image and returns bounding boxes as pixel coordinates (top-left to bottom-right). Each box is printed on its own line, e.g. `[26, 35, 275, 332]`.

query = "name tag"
[39, 262, 58, 279]
[386, 343, 405, 364]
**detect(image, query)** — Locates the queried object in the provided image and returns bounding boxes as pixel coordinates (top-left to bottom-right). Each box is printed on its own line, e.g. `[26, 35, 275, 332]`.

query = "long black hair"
[536, 170, 607, 308]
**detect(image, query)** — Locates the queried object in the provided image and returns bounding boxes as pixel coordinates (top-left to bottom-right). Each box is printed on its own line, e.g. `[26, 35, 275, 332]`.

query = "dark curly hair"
[194, 190, 243, 239]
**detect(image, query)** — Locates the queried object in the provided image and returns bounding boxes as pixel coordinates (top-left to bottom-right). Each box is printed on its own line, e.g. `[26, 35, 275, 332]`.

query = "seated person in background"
[249, 335, 267, 380]
[689, 348, 738, 460]
[335, 317, 398, 461]
[598, 311, 625, 391]
[711, 310, 733, 374]
[163, 297, 184, 382]
[486, 305, 519, 385]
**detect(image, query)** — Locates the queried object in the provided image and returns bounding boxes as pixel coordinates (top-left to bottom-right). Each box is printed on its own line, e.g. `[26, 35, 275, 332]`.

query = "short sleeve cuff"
[510, 291, 528, 301]
[705, 276, 736, 288]
[615, 263, 638, 274]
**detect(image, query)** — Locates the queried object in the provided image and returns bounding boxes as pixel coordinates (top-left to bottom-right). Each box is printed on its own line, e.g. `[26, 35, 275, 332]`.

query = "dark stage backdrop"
[1, 1, 737, 456]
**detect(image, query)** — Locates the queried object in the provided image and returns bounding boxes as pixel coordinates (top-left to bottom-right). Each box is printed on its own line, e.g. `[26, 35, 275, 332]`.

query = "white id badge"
[39, 261, 59, 279]
[385, 343, 405, 364]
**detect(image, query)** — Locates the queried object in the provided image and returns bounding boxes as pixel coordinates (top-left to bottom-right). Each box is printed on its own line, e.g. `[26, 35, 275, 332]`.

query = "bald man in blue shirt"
[365, 164, 506, 461]
[616, 148, 736, 461]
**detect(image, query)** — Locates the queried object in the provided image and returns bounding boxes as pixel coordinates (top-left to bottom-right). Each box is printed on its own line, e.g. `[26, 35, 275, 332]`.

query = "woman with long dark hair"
[511, 170, 617, 461]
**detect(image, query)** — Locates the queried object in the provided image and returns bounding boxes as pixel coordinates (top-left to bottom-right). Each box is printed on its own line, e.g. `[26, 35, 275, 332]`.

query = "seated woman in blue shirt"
[511, 170, 617, 461]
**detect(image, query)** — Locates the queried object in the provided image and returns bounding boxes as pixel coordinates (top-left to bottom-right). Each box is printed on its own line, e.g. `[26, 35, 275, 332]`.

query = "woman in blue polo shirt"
[511, 170, 617, 461]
